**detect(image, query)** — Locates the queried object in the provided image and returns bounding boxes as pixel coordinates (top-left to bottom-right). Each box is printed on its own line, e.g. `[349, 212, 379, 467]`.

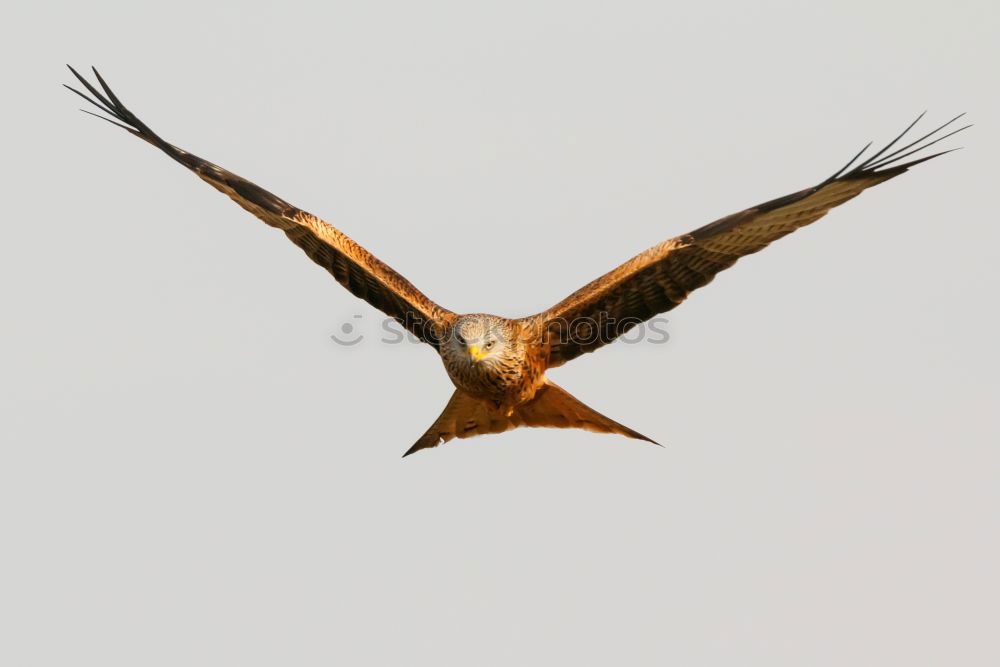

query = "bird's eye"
[485, 340, 495, 349]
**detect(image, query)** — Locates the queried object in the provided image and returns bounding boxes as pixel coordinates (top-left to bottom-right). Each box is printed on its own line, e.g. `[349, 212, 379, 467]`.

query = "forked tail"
[403, 381, 659, 456]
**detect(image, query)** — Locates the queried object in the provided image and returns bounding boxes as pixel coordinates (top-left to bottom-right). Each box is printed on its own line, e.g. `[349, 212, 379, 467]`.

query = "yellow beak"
[468, 344, 487, 362]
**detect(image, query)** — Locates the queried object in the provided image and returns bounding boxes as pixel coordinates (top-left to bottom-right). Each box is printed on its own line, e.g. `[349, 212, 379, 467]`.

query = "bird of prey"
[65, 66, 968, 457]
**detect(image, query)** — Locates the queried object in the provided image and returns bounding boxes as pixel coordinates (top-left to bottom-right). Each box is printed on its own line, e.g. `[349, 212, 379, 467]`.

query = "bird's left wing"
[65, 66, 455, 348]
[524, 114, 968, 368]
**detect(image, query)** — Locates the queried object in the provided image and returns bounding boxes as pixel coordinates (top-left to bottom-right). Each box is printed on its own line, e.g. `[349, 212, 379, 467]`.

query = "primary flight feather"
[65, 66, 969, 456]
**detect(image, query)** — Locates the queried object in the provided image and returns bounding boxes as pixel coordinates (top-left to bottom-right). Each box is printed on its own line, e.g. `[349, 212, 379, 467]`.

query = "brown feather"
[404, 381, 657, 456]
[527, 133, 962, 368]
[66, 66, 455, 348]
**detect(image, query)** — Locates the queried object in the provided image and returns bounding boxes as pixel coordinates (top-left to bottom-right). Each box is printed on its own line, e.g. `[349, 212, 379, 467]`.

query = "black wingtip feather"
[64, 65, 167, 147]
[67, 64, 117, 115]
[78, 108, 137, 133]
[881, 146, 963, 172]
[63, 82, 114, 116]
[91, 66, 126, 112]
[833, 112, 970, 181]
[870, 113, 966, 164]
[856, 111, 926, 170]
[824, 141, 873, 183]
[866, 122, 971, 172]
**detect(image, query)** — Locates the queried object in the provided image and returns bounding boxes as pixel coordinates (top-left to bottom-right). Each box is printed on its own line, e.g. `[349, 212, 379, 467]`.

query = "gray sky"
[2, 1, 998, 665]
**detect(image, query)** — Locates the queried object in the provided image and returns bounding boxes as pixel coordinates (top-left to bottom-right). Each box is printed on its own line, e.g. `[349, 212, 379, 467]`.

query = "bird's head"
[448, 314, 516, 366]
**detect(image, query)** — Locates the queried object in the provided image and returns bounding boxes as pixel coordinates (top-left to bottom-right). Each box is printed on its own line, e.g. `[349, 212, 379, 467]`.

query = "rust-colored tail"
[403, 381, 659, 457]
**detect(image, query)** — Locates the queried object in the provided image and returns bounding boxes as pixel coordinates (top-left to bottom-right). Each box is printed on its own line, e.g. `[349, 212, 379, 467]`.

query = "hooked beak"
[468, 344, 487, 362]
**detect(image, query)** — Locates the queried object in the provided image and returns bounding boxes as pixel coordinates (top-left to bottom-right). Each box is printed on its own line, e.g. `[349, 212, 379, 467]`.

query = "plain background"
[2, 1, 998, 664]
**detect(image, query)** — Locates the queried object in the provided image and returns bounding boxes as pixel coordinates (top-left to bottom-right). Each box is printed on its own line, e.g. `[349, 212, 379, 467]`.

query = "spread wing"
[65, 66, 455, 348]
[527, 113, 969, 367]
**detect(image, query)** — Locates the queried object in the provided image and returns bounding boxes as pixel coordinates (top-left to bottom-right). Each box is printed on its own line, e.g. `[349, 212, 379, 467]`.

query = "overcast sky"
[2, 1, 998, 665]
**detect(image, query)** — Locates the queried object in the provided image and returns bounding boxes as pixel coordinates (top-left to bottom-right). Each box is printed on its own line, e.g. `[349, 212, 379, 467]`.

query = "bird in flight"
[65, 66, 969, 457]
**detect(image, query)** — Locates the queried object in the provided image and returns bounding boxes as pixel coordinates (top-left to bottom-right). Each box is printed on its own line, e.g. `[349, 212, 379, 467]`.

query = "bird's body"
[65, 66, 968, 456]
[439, 315, 540, 408]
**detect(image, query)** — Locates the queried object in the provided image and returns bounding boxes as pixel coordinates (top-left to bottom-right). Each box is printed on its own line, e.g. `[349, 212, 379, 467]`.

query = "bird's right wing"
[66, 66, 456, 348]
[524, 113, 968, 367]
